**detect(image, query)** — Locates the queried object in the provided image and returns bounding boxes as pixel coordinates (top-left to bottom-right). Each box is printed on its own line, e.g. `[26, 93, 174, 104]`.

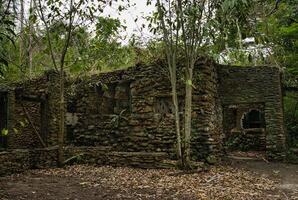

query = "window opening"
[242, 109, 264, 129]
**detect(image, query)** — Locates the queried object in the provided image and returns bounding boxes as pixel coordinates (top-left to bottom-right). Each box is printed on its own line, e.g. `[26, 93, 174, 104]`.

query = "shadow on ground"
[228, 159, 298, 197]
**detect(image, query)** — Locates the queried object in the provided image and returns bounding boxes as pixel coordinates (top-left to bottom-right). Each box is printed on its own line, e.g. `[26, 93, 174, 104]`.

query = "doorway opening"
[0, 92, 8, 149]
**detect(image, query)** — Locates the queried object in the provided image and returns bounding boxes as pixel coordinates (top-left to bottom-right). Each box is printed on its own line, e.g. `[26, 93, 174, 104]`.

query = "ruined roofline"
[0, 70, 57, 89]
[216, 63, 283, 72]
[72, 57, 217, 84]
[0, 58, 283, 88]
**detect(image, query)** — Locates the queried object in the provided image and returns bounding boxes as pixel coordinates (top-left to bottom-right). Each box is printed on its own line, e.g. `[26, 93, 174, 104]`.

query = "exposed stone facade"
[0, 147, 57, 176]
[218, 65, 286, 159]
[0, 60, 287, 174]
[66, 60, 222, 161]
[0, 71, 60, 150]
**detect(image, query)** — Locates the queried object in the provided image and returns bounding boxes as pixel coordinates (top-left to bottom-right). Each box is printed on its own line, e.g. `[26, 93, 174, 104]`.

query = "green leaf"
[186, 79, 192, 86]
[1, 129, 8, 136]
[20, 121, 25, 127]
[101, 83, 109, 91]
[13, 128, 19, 134]
[29, 14, 37, 24]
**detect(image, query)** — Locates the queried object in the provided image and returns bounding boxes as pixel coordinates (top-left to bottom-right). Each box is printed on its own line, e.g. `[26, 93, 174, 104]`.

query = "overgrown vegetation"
[284, 92, 298, 148]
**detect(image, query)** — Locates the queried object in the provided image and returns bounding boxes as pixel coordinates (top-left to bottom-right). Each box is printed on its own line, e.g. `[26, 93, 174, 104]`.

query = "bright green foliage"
[265, 0, 298, 73]
[284, 93, 298, 148]
[0, 0, 137, 82]
[262, 1, 298, 148]
[63, 17, 136, 74]
[210, 0, 268, 65]
[96, 17, 122, 43]
[0, 0, 15, 75]
[258, 1, 297, 71]
[0, 17, 136, 81]
[85, 17, 135, 72]
[1, 128, 8, 136]
[214, 0, 253, 47]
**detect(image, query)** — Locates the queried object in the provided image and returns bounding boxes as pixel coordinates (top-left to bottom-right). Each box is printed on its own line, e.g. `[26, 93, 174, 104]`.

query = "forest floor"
[0, 160, 297, 200]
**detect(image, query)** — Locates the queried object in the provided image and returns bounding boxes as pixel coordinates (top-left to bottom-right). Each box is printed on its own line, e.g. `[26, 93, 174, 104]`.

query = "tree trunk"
[236, 18, 243, 49]
[58, 67, 65, 167]
[183, 67, 193, 169]
[28, 0, 34, 76]
[57, 0, 74, 167]
[171, 75, 182, 163]
[19, 0, 24, 76]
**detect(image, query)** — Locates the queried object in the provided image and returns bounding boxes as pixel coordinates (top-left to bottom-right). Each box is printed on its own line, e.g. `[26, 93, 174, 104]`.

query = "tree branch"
[36, 0, 58, 71]
[267, 0, 281, 16]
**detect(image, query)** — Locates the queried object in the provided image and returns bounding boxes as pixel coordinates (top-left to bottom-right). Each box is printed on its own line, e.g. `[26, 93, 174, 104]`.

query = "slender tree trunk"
[236, 19, 243, 49]
[171, 74, 182, 163]
[58, 0, 74, 167]
[58, 65, 65, 167]
[224, 31, 229, 53]
[37, 0, 74, 166]
[19, 0, 24, 76]
[28, 34, 33, 76]
[156, 0, 183, 166]
[28, 0, 34, 76]
[184, 67, 193, 168]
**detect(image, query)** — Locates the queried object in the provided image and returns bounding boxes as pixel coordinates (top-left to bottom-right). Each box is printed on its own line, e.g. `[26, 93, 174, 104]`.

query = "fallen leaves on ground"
[17, 164, 291, 200]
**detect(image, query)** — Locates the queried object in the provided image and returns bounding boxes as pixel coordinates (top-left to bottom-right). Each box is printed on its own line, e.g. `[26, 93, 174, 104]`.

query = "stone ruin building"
[0, 59, 287, 174]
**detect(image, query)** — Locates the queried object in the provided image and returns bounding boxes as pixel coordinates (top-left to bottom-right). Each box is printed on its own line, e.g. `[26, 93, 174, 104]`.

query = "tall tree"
[155, 0, 183, 165]
[28, 0, 36, 76]
[35, 0, 129, 166]
[153, 0, 264, 168]
[0, 0, 16, 75]
[154, 0, 219, 169]
[19, 0, 24, 74]
[176, 0, 208, 167]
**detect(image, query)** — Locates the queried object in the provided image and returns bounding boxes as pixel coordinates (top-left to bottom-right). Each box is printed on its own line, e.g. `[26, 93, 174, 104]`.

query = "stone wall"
[4, 71, 60, 149]
[222, 103, 266, 151]
[0, 71, 61, 175]
[217, 65, 286, 159]
[0, 146, 171, 176]
[0, 62, 287, 175]
[1, 65, 190, 173]
[0, 147, 57, 176]
[66, 60, 222, 161]
[64, 147, 171, 169]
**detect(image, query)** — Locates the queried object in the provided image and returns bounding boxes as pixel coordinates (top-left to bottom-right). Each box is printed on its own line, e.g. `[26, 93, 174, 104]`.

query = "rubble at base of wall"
[0, 146, 177, 176]
[0, 145, 287, 177]
[64, 146, 174, 169]
[0, 147, 58, 176]
[266, 151, 286, 161]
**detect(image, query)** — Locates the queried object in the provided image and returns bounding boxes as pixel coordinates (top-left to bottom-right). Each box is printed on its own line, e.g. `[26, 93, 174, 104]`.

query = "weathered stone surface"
[65, 60, 225, 161]
[0, 60, 287, 174]
[64, 146, 170, 169]
[0, 147, 58, 176]
[1, 71, 61, 149]
[218, 65, 286, 159]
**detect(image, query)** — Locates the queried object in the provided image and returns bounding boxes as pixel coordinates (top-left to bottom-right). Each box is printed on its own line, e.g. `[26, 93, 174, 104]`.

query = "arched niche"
[241, 109, 265, 129]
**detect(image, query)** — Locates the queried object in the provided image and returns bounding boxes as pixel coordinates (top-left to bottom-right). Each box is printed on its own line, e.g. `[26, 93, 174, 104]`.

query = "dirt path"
[228, 159, 298, 198]
[0, 163, 297, 200]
